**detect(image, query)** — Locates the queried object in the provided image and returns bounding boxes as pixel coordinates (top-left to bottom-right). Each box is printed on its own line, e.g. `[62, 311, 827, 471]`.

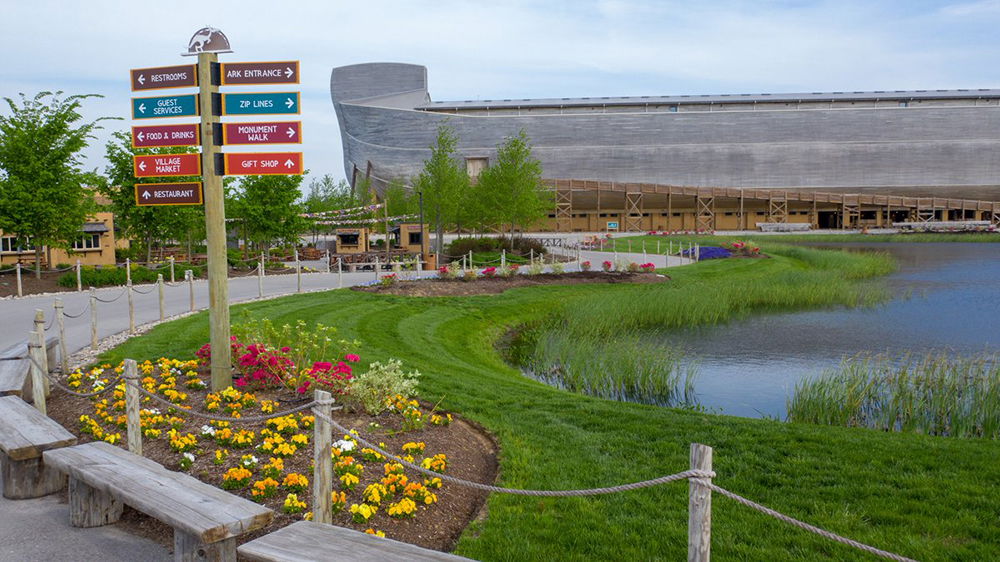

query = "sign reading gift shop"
[134, 182, 203, 206]
[222, 152, 303, 175]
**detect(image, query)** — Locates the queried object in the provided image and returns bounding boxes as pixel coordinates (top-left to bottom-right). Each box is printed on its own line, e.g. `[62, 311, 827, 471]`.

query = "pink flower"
[280, 346, 290, 352]
[344, 354, 360, 363]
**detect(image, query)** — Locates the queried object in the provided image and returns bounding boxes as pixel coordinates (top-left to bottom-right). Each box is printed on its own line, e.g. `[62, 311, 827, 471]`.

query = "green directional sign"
[222, 92, 300, 115]
[132, 94, 199, 119]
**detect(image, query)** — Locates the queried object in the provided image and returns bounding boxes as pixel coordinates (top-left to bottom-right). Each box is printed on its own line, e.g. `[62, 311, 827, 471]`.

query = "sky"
[2, 0, 1000, 193]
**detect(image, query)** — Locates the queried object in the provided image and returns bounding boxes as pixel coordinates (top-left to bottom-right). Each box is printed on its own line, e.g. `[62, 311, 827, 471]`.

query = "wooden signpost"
[129, 28, 303, 391]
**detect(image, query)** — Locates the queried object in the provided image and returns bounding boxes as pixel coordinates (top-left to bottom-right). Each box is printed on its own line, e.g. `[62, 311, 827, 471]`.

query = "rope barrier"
[311, 408, 712, 497]
[131, 285, 156, 295]
[61, 303, 91, 319]
[701, 482, 918, 562]
[93, 288, 128, 303]
[27, 354, 123, 398]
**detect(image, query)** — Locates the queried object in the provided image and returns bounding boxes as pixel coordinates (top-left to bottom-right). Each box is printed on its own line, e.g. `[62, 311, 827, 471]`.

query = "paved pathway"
[0, 245, 689, 560]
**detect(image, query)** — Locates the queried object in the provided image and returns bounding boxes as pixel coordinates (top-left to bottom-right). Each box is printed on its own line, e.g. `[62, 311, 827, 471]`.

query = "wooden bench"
[0, 337, 58, 403]
[238, 521, 470, 562]
[0, 395, 77, 499]
[44, 441, 272, 561]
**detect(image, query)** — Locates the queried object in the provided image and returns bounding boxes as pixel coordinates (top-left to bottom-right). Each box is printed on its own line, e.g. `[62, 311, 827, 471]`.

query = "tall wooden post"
[54, 298, 68, 375]
[312, 390, 333, 524]
[16, 263, 22, 298]
[688, 443, 713, 562]
[28, 330, 47, 415]
[157, 274, 165, 322]
[186, 269, 195, 312]
[124, 359, 142, 455]
[169, 256, 176, 283]
[75, 260, 82, 292]
[127, 280, 135, 334]
[199, 50, 232, 391]
[90, 288, 98, 350]
[295, 248, 302, 293]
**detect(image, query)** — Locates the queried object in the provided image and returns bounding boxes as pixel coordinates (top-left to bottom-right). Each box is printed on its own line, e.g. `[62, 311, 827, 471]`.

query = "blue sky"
[2, 0, 999, 189]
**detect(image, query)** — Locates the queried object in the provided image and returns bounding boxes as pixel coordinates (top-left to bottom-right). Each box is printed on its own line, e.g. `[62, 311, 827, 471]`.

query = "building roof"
[82, 222, 109, 233]
[418, 88, 1000, 111]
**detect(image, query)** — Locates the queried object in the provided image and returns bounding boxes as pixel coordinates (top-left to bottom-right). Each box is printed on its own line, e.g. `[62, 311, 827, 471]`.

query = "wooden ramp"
[238, 520, 471, 562]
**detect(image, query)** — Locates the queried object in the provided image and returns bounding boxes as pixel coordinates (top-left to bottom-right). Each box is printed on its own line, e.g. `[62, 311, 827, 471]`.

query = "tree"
[382, 179, 418, 220]
[100, 130, 204, 262]
[302, 174, 357, 214]
[230, 174, 308, 255]
[0, 92, 110, 277]
[476, 129, 553, 245]
[415, 124, 468, 254]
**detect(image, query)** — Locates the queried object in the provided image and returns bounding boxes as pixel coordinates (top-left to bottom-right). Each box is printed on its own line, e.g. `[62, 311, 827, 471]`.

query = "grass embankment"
[602, 232, 1000, 253]
[101, 246, 999, 560]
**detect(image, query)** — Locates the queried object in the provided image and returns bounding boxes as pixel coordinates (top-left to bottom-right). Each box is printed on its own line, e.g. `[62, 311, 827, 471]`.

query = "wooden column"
[124, 359, 141, 456]
[69, 477, 123, 527]
[688, 443, 713, 562]
[312, 390, 333, 524]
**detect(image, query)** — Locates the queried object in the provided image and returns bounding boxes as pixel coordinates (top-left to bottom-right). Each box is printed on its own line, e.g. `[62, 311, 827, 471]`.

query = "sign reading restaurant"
[134, 182, 204, 206]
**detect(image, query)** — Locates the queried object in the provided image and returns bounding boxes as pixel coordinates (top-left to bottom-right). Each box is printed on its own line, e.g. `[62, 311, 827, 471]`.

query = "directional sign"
[130, 64, 197, 91]
[132, 124, 200, 148]
[133, 154, 202, 178]
[222, 121, 301, 145]
[220, 61, 299, 85]
[224, 152, 303, 175]
[221, 92, 300, 115]
[132, 94, 199, 119]
[135, 182, 203, 206]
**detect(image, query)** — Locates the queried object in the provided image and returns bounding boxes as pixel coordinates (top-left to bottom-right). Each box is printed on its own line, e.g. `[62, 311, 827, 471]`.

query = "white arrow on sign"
[137, 132, 145, 142]
[138, 161, 147, 171]
[138, 74, 145, 85]
[284, 159, 295, 168]
[142, 190, 151, 200]
[286, 127, 295, 138]
[285, 97, 295, 109]
[284, 67, 293, 79]
[138, 103, 146, 114]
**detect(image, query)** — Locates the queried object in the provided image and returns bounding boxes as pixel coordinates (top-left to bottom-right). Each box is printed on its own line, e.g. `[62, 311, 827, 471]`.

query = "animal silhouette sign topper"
[183, 27, 232, 55]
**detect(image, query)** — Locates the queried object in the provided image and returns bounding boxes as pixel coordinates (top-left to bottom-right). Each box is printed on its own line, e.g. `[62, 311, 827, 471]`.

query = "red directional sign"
[131, 124, 200, 148]
[220, 61, 299, 85]
[130, 64, 198, 91]
[224, 152, 303, 175]
[222, 121, 301, 145]
[135, 182, 203, 206]
[133, 154, 202, 178]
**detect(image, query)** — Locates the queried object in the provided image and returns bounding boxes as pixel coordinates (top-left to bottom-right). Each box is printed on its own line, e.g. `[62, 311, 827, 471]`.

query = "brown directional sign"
[130, 64, 198, 91]
[220, 61, 299, 85]
[222, 121, 302, 145]
[135, 182, 203, 206]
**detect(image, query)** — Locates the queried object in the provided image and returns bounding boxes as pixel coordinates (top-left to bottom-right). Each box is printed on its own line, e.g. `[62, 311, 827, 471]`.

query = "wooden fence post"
[688, 443, 713, 562]
[337, 257, 343, 289]
[28, 330, 47, 415]
[127, 280, 135, 334]
[16, 263, 22, 297]
[157, 274, 165, 322]
[295, 248, 302, 293]
[257, 259, 264, 298]
[54, 298, 68, 375]
[90, 288, 98, 350]
[76, 260, 82, 292]
[169, 256, 175, 283]
[312, 389, 333, 524]
[124, 359, 141, 456]
[374, 256, 380, 281]
[125, 258, 131, 285]
[187, 270, 195, 312]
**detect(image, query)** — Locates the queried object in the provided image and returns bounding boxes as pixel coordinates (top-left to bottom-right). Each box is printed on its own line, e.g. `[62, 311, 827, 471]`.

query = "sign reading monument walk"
[134, 182, 203, 206]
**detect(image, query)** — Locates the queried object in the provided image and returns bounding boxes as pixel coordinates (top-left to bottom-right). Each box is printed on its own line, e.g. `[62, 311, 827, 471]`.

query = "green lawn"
[601, 231, 1000, 253]
[101, 247, 1000, 561]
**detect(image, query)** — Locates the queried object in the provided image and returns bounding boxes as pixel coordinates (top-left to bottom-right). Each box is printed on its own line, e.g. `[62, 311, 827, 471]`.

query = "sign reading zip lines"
[133, 153, 202, 178]
[222, 121, 301, 145]
[221, 92, 300, 115]
[223, 152, 303, 175]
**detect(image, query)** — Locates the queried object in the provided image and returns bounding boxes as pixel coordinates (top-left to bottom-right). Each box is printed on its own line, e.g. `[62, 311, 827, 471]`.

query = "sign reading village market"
[222, 121, 301, 145]
[134, 182, 203, 206]
[133, 153, 201, 177]
[220, 61, 299, 85]
[131, 123, 200, 148]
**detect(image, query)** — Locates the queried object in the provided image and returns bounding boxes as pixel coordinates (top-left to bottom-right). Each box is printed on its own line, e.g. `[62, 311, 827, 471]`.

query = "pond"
[660, 243, 1000, 419]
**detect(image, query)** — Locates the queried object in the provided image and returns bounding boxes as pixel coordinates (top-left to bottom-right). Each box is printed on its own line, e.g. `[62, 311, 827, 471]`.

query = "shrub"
[462, 269, 477, 282]
[347, 359, 420, 415]
[601, 260, 613, 273]
[550, 262, 564, 274]
[627, 262, 640, 273]
[580, 261, 592, 272]
[379, 273, 398, 287]
[445, 236, 547, 261]
[527, 261, 544, 275]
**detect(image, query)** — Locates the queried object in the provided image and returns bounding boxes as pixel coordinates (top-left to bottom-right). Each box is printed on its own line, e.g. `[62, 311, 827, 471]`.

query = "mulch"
[353, 271, 670, 297]
[45, 375, 499, 555]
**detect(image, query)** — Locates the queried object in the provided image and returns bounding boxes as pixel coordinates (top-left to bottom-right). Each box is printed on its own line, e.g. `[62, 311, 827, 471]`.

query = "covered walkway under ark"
[541, 179, 1000, 232]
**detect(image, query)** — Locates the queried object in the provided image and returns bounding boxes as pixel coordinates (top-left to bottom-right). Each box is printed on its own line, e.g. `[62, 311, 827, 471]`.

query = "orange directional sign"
[135, 182, 203, 206]
[220, 61, 299, 85]
[133, 154, 202, 178]
[130, 64, 198, 91]
[223, 152, 303, 175]
[222, 121, 301, 145]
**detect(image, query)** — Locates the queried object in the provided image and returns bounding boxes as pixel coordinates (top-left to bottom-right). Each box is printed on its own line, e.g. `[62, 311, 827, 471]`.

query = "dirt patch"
[353, 271, 670, 297]
[46, 375, 499, 554]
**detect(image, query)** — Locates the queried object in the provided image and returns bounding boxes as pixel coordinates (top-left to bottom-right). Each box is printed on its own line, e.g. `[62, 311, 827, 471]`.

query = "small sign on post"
[220, 61, 299, 85]
[221, 121, 302, 145]
[133, 153, 201, 177]
[221, 92, 300, 115]
[135, 182, 204, 206]
[130, 64, 198, 91]
[131, 94, 199, 119]
[223, 152, 303, 175]
[131, 124, 200, 148]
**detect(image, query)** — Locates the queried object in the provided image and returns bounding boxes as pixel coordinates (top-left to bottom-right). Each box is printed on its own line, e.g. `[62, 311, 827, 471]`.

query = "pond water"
[659, 243, 1000, 419]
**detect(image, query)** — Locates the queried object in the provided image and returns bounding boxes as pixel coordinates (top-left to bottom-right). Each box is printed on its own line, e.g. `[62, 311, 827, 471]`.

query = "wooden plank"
[0, 396, 77, 460]
[44, 442, 272, 543]
[0, 342, 26, 359]
[0, 358, 30, 395]
[238, 521, 470, 562]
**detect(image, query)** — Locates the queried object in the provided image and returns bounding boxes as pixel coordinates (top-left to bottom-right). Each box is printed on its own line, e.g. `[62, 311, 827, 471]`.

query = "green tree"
[415, 124, 468, 254]
[0, 91, 110, 277]
[230, 174, 308, 255]
[382, 179, 418, 220]
[476, 129, 553, 245]
[302, 174, 357, 214]
[100, 130, 204, 262]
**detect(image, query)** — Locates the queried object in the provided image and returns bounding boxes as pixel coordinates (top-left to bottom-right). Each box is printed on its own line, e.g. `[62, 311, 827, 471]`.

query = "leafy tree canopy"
[476, 129, 552, 243]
